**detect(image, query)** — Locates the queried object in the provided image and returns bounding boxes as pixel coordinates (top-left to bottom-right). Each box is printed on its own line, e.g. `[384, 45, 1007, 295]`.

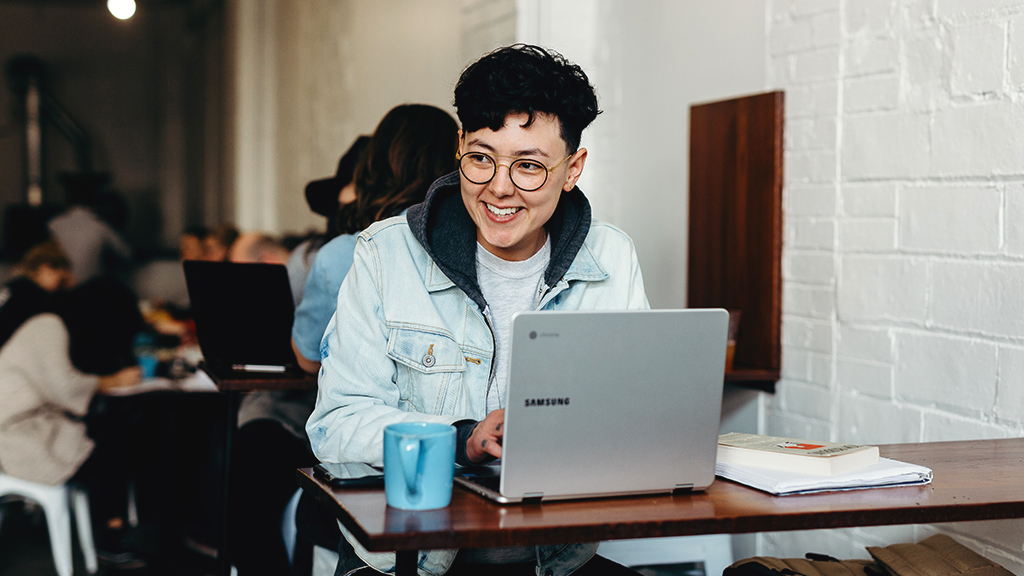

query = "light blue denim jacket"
[307, 172, 649, 575]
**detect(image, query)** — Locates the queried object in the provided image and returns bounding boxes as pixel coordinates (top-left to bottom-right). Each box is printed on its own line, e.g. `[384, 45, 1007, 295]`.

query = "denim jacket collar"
[406, 172, 597, 310]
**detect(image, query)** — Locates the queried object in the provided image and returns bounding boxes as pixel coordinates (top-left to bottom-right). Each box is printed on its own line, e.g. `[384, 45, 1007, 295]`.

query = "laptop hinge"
[522, 492, 544, 504]
[672, 484, 694, 495]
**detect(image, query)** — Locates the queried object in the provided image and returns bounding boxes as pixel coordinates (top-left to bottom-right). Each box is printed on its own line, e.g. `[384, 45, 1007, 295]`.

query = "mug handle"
[399, 435, 421, 496]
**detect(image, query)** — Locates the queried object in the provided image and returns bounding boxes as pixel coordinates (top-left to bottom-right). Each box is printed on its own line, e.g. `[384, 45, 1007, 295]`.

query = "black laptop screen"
[183, 260, 297, 369]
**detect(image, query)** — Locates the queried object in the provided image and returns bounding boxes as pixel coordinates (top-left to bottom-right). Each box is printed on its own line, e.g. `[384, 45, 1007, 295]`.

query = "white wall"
[231, 0, 472, 235]
[765, 0, 1024, 569]
[517, 0, 768, 308]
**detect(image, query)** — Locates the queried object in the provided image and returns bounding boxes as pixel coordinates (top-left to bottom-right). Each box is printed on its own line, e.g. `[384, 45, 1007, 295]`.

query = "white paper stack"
[101, 370, 219, 396]
[715, 457, 933, 496]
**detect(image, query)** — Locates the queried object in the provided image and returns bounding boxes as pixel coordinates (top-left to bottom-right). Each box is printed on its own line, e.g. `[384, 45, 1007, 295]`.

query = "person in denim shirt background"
[308, 44, 648, 576]
[229, 105, 458, 576]
[292, 104, 459, 375]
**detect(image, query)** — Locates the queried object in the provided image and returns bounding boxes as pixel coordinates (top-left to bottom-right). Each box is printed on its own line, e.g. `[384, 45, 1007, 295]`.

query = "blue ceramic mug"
[137, 353, 159, 379]
[383, 422, 456, 510]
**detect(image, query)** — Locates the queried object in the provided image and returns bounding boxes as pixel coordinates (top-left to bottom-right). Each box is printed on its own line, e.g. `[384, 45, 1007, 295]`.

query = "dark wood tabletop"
[298, 438, 1024, 553]
[202, 366, 318, 391]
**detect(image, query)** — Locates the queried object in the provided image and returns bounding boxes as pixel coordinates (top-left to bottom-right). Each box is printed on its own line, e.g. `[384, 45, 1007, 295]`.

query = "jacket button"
[422, 354, 435, 368]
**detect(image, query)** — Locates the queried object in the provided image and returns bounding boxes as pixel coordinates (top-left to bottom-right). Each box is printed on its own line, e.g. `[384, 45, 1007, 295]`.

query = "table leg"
[217, 390, 240, 576]
[395, 550, 418, 576]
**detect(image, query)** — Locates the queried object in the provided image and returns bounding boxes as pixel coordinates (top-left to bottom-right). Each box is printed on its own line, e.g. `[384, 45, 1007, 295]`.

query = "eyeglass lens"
[459, 153, 549, 192]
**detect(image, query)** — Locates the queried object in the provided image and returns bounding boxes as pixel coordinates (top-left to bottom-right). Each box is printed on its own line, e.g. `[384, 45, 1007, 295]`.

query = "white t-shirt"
[475, 235, 551, 413]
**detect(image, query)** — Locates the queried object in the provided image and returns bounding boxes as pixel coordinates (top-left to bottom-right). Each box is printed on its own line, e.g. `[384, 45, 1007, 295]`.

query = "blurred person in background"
[291, 104, 459, 373]
[47, 173, 132, 285]
[179, 226, 208, 261]
[0, 240, 72, 349]
[287, 135, 371, 305]
[228, 103, 458, 576]
[228, 232, 291, 265]
[202, 224, 239, 262]
[0, 274, 144, 566]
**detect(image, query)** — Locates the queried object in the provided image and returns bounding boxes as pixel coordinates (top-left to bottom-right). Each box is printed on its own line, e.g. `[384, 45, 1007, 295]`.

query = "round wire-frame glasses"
[457, 150, 573, 192]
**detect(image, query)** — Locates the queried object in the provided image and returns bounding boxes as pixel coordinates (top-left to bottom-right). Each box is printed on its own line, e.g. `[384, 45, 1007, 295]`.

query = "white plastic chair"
[0, 472, 98, 576]
[281, 488, 302, 566]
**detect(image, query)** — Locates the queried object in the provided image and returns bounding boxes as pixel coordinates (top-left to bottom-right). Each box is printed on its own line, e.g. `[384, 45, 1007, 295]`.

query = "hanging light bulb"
[108, 0, 137, 20]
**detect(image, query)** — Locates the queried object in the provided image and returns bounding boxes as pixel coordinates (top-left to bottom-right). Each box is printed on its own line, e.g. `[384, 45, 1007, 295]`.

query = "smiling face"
[459, 112, 587, 262]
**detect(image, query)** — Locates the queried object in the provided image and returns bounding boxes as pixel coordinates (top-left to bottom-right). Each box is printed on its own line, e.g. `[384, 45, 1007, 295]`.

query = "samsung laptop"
[455, 308, 729, 504]
[183, 260, 302, 379]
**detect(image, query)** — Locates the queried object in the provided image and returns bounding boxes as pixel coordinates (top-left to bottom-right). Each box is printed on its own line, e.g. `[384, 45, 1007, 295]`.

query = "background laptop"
[455, 308, 729, 504]
[183, 260, 301, 378]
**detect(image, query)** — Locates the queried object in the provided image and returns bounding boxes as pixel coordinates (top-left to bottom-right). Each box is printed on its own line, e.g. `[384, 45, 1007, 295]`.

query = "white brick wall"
[997, 348, 1024, 421]
[844, 75, 899, 112]
[1011, 16, 1024, 86]
[837, 359, 892, 397]
[837, 394, 923, 443]
[768, 0, 1024, 565]
[843, 113, 931, 178]
[950, 22, 1006, 96]
[838, 256, 929, 321]
[1008, 184, 1024, 255]
[930, 102, 1024, 176]
[930, 262, 1024, 337]
[897, 332, 999, 413]
[899, 186, 1001, 253]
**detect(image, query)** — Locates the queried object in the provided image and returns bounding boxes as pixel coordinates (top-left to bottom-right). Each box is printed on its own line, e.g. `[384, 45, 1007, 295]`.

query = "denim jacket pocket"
[387, 328, 466, 416]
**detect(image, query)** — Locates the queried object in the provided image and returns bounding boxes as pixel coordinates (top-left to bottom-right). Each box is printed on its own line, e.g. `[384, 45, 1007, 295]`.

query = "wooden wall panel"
[688, 91, 783, 391]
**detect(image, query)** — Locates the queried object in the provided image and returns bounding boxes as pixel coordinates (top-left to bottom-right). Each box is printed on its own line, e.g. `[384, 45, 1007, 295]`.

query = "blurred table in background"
[205, 368, 317, 576]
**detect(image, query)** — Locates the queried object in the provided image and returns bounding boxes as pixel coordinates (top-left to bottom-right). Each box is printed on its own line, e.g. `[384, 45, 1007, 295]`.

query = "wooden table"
[208, 369, 318, 576]
[298, 438, 1024, 576]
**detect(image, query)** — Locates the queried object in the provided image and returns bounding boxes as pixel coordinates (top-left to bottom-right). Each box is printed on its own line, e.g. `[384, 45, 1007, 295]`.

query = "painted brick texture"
[767, 0, 1024, 562]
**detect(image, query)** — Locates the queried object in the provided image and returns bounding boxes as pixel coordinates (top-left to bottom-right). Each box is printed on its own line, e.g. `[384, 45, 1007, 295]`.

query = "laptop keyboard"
[465, 474, 500, 491]
[457, 466, 501, 491]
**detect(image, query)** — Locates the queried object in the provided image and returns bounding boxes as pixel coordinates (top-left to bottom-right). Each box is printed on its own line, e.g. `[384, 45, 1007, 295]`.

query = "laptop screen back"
[183, 260, 297, 370]
[498, 309, 729, 500]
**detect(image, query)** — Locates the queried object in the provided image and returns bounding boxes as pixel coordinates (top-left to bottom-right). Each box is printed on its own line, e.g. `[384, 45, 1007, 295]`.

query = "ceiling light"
[108, 0, 137, 20]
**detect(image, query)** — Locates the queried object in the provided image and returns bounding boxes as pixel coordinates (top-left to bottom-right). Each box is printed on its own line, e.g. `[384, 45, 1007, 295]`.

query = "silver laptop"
[454, 308, 729, 504]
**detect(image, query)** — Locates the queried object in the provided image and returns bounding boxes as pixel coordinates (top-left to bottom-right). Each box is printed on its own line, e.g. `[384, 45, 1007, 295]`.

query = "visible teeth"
[486, 204, 519, 216]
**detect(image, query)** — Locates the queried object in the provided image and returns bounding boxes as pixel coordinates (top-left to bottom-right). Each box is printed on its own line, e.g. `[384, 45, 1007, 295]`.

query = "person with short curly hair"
[309, 44, 648, 576]
[453, 43, 600, 154]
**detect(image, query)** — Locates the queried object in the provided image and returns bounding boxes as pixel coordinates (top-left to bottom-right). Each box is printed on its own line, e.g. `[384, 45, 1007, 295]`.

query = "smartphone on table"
[313, 462, 384, 488]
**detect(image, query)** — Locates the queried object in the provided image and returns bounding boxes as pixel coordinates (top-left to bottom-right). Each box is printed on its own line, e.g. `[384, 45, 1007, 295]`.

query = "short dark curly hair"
[454, 44, 601, 152]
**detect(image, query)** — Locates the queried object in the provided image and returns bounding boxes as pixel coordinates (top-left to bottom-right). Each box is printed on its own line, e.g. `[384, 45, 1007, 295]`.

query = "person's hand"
[98, 366, 143, 390]
[466, 409, 504, 463]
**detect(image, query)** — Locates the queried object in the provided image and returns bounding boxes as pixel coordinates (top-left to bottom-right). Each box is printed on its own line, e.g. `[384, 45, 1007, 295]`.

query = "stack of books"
[715, 432, 932, 496]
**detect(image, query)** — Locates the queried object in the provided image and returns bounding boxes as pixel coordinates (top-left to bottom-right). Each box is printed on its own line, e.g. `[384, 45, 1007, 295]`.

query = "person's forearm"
[292, 339, 321, 373]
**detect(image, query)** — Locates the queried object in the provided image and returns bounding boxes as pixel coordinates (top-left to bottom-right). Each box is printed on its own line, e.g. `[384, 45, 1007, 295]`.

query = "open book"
[716, 457, 933, 496]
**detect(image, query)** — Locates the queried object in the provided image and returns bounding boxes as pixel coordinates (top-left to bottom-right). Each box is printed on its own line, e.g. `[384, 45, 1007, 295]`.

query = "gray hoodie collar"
[406, 171, 592, 311]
